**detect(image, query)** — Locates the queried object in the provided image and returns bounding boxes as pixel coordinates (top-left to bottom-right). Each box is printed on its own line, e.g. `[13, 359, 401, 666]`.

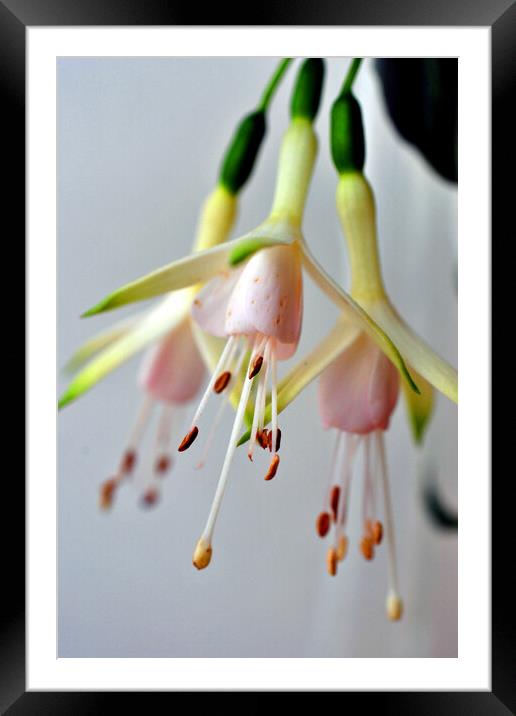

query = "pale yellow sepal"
[300, 242, 419, 394]
[63, 313, 142, 374]
[82, 233, 292, 317]
[59, 289, 194, 408]
[193, 185, 238, 252]
[367, 300, 457, 404]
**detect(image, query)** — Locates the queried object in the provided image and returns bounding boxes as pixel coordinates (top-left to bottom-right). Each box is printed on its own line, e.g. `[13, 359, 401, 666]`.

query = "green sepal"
[290, 58, 325, 122]
[219, 110, 266, 195]
[228, 237, 285, 267]
[331, 92, 365, 173]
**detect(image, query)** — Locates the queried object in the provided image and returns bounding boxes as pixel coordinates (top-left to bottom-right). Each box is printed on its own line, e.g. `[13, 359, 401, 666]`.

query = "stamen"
[375, 430, 403, 621]
[185, 336, 237, 437]
[372, 520, 383, 545]
[267, 427, 282, 452]
[248, 354, 264, 379]
[99, 478, 117, 510]
[196, 340, 247, 470]
[121, 450, 137, 475]
[330, 485, 340, 522]
[270, 343, 279, 455]
[214, 371, 231, 394]
[336, 535, 348, 561]
[193, 536, 213, 570]
[264, 453, 280, 481]
[360, 435, 377, 560]
[326, 547, 338, 576]
[257, 430, 269, 449]
[316, 511, 331, 538]
[386, 592, 403, 621]
[155, 455, 171, 474]
[154, 405, 174, 475]
[178, 426, 199, 452]
[141, 486, 160, 507]
[360, 535, 374, 561]
[193, 347, 257, 568]
[248, 340, 271, 461]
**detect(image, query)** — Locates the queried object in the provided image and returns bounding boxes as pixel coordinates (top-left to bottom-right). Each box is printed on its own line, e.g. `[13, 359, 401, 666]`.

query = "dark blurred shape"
[422, 471, 458, 530]
[375, 59, 457, 183]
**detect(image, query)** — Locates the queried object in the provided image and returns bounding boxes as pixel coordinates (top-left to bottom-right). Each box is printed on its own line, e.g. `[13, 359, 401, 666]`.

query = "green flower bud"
[331, 92, 365, 173]
[290, 58, 325, 122]
[219, 110, 266, 195]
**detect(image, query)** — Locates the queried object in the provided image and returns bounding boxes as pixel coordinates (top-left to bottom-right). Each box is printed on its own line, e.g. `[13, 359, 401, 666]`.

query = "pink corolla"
[99, 312, 206, 510]
[318, 332, 399, 435]
[315, 331, 403, 621]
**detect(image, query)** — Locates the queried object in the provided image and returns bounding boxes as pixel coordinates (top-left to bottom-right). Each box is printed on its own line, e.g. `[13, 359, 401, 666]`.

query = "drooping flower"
[311, 69, 456, 621]
[70, 60, 421, 572]
[98, 306, 206, 509]
[235, 65, 457, 619]
[316, 332, 404, 621]
[59, 59, 296, 505]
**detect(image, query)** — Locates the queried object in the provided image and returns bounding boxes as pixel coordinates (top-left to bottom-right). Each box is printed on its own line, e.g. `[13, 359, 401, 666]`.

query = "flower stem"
[258, 58, 293, 112]
[341, 58, 363, 95]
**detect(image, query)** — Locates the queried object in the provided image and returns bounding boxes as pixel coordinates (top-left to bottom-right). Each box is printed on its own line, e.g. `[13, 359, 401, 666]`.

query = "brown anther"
[257, 430, 269, 449]
[248, 354, 263, 379]
[155, 455, 171, 474]
[337, 535, 348, 561]
[326, 547, 338, 576]
[264, 453, 280, 481]
[316, 511, 331, 538]
[178, 426, 199, 452]
[372, 520, 383, 545]
[99, 479, 117, 510]
[360, 535, 375, 561]
[330, 485, 341, 522]
[120, 449, 136, 474]
[213, 371, 231, 394]
[267, 427, 282, 452]
[141, 487, 159, 507]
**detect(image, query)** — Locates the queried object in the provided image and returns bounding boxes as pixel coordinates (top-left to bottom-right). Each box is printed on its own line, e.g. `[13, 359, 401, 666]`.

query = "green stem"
[341, 58, 363, 95]
[258, 58, 293, 112]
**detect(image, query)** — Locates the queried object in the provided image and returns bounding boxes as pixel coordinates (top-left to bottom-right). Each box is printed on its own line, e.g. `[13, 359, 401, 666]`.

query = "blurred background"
[57, 57, 457, 657]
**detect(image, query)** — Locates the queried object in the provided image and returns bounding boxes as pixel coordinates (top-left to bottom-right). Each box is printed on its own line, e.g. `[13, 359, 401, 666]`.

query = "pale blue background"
[58, 58, 457, 657]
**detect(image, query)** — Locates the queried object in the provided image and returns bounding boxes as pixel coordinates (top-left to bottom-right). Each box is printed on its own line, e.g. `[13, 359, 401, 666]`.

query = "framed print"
[5, 0, 508, 709]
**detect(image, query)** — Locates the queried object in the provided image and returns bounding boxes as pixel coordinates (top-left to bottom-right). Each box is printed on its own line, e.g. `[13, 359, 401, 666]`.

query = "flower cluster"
[60, 58, 457, 622]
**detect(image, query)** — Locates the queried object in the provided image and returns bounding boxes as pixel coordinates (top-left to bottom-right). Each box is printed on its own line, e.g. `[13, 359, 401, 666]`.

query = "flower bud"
[331, 91, 365, 173]
[219, 110, 266, 194]
[290, 58, 325, 122]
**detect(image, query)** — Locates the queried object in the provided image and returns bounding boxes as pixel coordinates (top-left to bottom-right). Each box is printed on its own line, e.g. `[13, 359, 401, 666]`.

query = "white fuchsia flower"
[58, 59, 295, 506]
[68, 61, 423, 573]
[310, 75, 457, 621]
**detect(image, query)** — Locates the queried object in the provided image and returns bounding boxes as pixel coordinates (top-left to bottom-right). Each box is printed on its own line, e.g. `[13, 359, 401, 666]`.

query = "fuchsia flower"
[60, 184, 238, 510]
[98, 311, 206, 510]
[185, 242, 303, 568]
[316, 333, 404, 621]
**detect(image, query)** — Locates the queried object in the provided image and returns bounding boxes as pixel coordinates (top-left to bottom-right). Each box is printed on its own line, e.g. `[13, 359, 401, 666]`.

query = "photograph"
[57, 56, 458, 659]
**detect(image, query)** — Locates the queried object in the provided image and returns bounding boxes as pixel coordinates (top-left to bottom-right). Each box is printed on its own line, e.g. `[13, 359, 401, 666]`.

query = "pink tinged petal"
[318, 333, 400, 435]
[190, 268, 242, 338]
[139, 318, 205, 404]
[224, 245, 303, 356]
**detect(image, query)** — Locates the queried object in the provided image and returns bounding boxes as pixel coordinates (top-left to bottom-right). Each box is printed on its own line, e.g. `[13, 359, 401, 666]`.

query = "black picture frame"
[7, 0, 506, 710]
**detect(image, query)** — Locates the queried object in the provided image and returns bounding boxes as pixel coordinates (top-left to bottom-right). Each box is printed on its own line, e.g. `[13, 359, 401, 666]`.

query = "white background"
[29, 27, 489, 690]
